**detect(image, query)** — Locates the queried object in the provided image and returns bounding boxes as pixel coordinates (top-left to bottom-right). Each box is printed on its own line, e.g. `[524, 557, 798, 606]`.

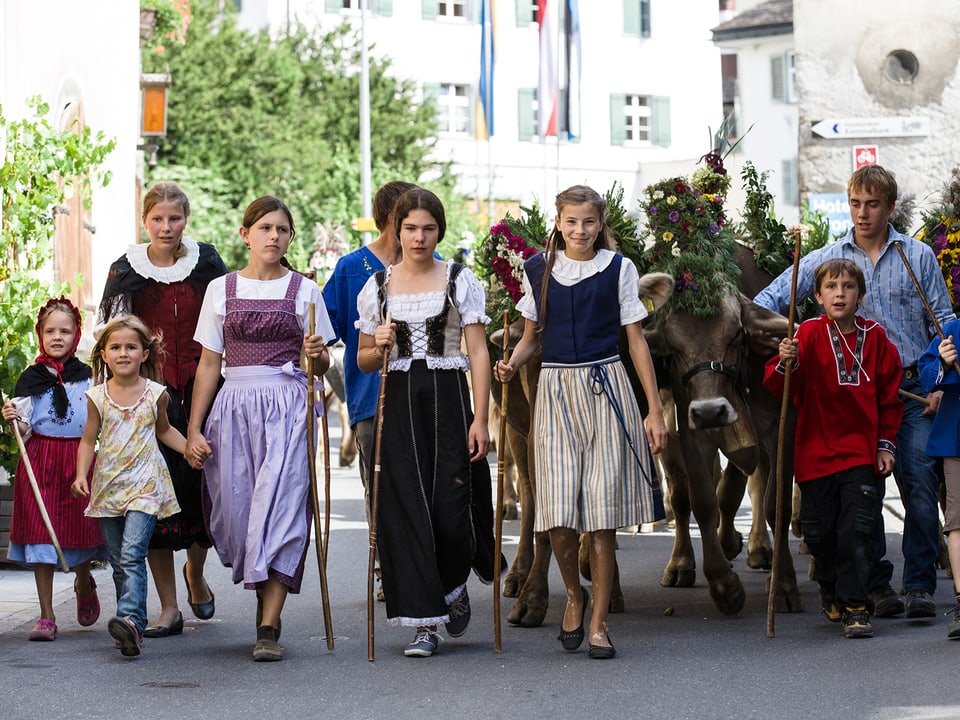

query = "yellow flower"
[667, 196, 677, 205]
[662, 231, 674, 242]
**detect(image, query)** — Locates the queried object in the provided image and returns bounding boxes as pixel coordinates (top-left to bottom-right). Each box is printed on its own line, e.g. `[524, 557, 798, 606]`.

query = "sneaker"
[905, 589, 937, 618]
[445, 586, 471, 638]
[28, 619, 58, 641]
[252, 626, 283, 662]
[842, 608, 874, 639]
[818, 585, 842, 623]
[107, 616, 142, 657]
[869, 585, 905, 618]
[947, 605, 960, 639]
[404, 627, 441, 657]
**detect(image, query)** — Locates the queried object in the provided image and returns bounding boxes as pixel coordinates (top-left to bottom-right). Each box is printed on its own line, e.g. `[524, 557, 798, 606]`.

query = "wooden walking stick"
[494, 311, 511, 653]
[368, 311, 391, 662]
[4, 408, 69, 573]
[307, 304, 335, 650]
[321, 383, 331, 573]
[893, 241, 960, 376]
[768, 226, 803, 638]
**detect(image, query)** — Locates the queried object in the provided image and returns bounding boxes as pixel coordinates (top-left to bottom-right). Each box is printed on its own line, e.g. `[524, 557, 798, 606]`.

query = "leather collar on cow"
[680, 360, 739, 386]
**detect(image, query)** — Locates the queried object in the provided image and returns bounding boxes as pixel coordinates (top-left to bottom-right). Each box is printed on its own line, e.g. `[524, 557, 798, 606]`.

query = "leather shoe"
[588, 640, 617, 660]
[143, 611, 184, 638]
[183, 564, 215, 620]
[557, 586, 589, 651]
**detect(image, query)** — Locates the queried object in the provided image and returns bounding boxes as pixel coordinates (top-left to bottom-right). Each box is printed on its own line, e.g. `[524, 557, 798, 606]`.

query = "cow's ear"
[740, 296, 789, 356]
[639, 272, 674, 312]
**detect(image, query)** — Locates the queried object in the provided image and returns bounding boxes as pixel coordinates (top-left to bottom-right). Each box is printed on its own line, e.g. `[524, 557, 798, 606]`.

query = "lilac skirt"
[202, 363, 315, 592]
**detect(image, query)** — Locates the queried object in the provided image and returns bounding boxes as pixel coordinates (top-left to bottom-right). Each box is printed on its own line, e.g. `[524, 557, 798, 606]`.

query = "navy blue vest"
[526, 252, 622, 364]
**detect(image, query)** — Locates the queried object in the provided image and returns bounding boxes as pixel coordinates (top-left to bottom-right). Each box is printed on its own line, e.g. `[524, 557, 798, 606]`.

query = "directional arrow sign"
[811, 116, 930, 139]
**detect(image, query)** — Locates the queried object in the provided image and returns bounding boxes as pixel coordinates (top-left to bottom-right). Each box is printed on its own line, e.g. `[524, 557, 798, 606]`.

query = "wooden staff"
[368, 311, 391, 662]
[894, 241, 960, 376]
[321, 386, 331, 573]
[307, 304, 334, 650]
[768, 227, 803, 637]
[5, 412, 69, 573]
[898, 388, 930, 407]
[493, 311, 511, 653]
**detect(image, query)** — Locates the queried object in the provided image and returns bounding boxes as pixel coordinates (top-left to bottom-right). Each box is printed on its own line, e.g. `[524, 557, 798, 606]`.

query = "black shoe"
[905, 589, 937, 618]
[869, 585, 905, 618]
[588, 633, 616, 659]
[108, 616, 143, 657]
[842, 608, 874, 639]
[143, 611, 184, 638]
[445, 586, 471, 638]
[557, 586, 589, 652]
[183, 564, 215, 620]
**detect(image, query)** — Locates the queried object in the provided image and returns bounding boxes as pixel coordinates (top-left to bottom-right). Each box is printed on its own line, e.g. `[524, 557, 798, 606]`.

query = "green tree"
[143, 0, 475, 266]
[0, 97, 114, 475]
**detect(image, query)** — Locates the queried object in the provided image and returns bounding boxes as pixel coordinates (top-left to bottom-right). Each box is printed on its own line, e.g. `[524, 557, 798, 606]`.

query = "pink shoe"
[28, 619, 58, 641]
[75, 576, 100, 627]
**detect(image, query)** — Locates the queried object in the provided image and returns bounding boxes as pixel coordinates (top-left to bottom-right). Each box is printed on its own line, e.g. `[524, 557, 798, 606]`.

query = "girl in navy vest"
[496, 185, 666, 659]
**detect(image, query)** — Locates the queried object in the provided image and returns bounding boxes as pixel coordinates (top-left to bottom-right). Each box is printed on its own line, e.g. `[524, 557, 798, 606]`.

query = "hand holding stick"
[3, 394, 69, 573]
[307, 303, 334, 650]
[768, 226, 803, 637]
[494, 311, 510, 653]
[368, 311, 391, 662]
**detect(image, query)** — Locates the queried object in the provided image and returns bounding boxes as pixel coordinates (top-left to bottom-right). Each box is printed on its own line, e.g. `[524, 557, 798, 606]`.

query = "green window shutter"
[771, 55, 785, 101]
[325, 0, 343, 12]
[422, 0, 439, 20]
[516, 0, 534, 25]
[376, 0, 393, 16]
[624, 0, 640, 36]
[518, 88, 537, 141]
[640, 0, 651, 37]
[468, 0, 480, 22]
[782, 158, 799, 205]
[610, 94, 627, 146]
[652, 95, 671, 147]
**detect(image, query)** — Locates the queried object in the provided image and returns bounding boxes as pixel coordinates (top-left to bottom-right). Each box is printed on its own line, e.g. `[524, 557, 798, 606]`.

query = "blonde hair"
[91, 315, 166, 384]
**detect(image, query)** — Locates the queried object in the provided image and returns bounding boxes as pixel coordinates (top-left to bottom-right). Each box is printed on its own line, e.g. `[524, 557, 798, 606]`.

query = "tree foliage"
[143, 0, 473, 267]
[0, 97, 114, 475]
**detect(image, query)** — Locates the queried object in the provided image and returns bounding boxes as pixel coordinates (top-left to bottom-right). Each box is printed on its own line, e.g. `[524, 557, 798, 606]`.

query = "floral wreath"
[636, 170, 741, 317]
[916, 167, 960, 312]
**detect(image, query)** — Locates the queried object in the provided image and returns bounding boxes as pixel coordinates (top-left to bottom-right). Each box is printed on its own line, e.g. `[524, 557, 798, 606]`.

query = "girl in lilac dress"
[187, 196, 332, 662]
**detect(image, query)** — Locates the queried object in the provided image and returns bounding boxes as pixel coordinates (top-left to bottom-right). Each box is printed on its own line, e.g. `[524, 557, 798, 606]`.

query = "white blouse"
[516, 248, 647, 325]
[355, 261, 490, 372]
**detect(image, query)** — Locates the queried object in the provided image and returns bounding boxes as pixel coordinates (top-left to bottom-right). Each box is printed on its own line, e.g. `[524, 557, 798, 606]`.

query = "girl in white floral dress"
[73, 316, 187, 658]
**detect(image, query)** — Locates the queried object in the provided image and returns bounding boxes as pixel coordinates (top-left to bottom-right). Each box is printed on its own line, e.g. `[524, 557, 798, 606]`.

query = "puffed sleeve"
[193, 276, 227, 354]
[619, 260, 647, 326]
[355, 275, 381, 336]
[455, 268, 491, 326]
[515, 272, 538, 321]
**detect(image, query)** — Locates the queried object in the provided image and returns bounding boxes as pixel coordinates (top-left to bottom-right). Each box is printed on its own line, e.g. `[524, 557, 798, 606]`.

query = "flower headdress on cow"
[916, 166, 960, 312]
[636, 166, 740, 318]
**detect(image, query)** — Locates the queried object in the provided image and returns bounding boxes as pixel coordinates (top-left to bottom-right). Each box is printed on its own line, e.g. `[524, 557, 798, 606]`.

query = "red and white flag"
[537, 0, 580, 139]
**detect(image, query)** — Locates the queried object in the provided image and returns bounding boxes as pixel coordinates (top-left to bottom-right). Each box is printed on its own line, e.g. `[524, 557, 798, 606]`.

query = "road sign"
[853, 144, 879, 170]
[811, 116, 929, 139]
[349, 217, 377, 232]
[807, 192, 852, 238]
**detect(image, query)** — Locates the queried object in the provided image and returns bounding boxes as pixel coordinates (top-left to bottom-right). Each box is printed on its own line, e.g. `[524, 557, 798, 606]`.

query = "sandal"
[28, 619, 58, 641]
[75, 576, 100, 627]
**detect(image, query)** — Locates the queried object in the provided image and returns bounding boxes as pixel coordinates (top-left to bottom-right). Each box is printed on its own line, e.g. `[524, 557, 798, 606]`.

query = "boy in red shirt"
[764, 258, 903, 638]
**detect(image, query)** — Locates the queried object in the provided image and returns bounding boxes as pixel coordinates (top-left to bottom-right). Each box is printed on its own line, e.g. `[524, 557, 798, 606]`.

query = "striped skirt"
[533, 356, 663, 533]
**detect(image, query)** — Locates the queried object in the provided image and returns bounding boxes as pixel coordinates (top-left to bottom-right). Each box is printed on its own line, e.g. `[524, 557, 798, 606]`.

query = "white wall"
[795, 0, 960, 222]
[0, 0, 140, 315]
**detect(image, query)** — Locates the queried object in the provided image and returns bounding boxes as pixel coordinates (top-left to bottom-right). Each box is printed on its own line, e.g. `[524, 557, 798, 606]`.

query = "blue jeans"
[98, 511, 157, 634]
[881, 377, 941, 594]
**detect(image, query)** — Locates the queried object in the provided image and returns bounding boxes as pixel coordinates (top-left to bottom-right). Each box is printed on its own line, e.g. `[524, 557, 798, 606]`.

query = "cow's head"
[648, 292, 787, 431]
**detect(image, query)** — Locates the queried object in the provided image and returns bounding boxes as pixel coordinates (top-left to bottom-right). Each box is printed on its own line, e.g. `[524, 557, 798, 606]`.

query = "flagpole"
[359, 0, 372, 246]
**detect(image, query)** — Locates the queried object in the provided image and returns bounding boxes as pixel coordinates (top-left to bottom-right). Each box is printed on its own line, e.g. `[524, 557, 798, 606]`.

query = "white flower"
[643, 234, 656, 251]
[653, 190, 664, 200]
[671, 245, 682, 257]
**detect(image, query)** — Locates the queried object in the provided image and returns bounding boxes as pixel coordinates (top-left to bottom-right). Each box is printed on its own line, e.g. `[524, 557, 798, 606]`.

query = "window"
[610, 94, 670, 147]
[422, 0, 473, 20]
[326, 0, 393, 15]
[771, 51, 796, 103]
[624, 0, 651, 38]
[433, 83, 472, 135]
[518, 88, 538, 141]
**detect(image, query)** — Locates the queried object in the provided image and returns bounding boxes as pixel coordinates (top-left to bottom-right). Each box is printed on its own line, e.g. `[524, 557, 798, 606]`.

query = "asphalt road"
[2, 416, 960, 720]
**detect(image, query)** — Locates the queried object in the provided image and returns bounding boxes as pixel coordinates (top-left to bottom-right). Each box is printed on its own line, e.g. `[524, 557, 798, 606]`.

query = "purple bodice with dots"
[223, 271, 304, 368]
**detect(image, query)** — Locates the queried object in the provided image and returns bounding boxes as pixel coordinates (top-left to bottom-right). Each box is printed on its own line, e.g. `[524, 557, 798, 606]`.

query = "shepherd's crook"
[768, 226, 803, 638]
[368, 311, 391, 662]
[7, 414, 69, 573]
[493, 311, 511, 653]
[893, 241, 960, 376]
[307, 303, 334, 650]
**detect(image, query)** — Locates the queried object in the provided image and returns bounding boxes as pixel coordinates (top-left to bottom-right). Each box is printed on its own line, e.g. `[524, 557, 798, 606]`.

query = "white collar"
[126, 237, 200, 283]
[551, 248, 614, 282]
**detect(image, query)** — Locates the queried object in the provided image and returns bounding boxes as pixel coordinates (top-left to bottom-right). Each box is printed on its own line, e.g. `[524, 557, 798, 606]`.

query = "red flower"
[674, 182, 686, 194]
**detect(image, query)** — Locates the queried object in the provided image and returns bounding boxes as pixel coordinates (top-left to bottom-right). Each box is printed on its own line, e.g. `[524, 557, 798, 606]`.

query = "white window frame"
[439, 1, 467, 18]
[437, 83, 472, 136]
[623, 94, 653, 145]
